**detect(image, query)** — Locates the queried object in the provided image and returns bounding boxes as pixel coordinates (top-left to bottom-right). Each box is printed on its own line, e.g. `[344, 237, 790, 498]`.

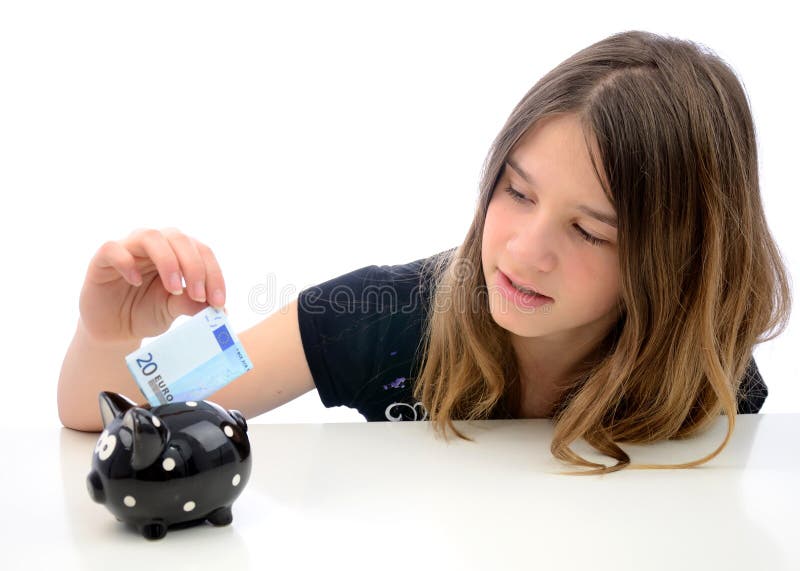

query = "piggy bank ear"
[122, 408, 170, 471]
[229, 410, 248, 433]
[98, 391, 138, 429]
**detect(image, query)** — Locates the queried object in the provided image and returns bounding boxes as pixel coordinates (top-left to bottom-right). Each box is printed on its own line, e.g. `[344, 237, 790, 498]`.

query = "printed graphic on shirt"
[385, 401, 429, 421]
[383, 376, 406, 390]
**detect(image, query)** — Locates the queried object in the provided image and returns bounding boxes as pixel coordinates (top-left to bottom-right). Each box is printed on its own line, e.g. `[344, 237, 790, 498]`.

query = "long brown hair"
[412, 30, 792, 475]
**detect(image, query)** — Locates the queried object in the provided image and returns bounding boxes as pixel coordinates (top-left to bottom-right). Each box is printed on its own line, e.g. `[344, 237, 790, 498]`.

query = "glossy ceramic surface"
[86, 391, 251, 540]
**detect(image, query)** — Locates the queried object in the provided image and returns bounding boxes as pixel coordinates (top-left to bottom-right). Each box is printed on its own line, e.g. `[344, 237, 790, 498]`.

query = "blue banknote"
[125, 307, 253, 406]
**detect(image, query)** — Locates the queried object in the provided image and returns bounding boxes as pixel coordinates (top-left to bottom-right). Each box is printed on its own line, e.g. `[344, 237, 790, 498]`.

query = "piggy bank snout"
[86, 470, 105, 504]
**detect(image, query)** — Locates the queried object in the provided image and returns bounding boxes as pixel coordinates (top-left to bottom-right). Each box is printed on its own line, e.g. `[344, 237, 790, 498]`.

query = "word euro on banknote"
[125, 307, 253, 406]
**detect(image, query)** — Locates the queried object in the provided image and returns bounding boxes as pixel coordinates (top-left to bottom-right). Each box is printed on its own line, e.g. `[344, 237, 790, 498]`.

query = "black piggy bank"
[86, 391, 252, 540]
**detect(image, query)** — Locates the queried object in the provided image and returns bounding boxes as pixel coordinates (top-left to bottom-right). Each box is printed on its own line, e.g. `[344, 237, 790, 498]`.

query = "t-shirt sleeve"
[296, 255, 434, 420]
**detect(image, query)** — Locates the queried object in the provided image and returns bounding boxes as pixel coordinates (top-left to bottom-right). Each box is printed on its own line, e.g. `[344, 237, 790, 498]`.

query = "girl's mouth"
[498, 271, 554, 308]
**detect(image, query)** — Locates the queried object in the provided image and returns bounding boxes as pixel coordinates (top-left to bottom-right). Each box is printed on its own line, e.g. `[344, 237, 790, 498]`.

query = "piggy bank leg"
[206, 505, 233, 526]
[140, 520, 168, 540]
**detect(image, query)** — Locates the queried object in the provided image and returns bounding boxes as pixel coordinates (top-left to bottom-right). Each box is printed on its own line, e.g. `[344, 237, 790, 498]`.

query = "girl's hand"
[79, 227, 227, 343]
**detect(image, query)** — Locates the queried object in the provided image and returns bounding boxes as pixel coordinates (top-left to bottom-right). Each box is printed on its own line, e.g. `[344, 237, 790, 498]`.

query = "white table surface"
[3, 414, 799, 570]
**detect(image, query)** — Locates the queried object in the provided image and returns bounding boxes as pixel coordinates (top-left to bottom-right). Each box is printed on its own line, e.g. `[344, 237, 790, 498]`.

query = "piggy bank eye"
[94, 429, 108, 454]
[95, 431, 117, 461]
[94, 429, 110, 454]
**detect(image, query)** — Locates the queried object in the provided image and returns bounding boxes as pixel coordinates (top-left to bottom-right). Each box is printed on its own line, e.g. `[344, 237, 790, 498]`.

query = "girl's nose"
[507, 217, 558, 273]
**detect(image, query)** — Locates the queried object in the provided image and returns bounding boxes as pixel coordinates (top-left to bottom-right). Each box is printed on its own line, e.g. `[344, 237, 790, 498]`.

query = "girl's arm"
[58, 298, 316, 432]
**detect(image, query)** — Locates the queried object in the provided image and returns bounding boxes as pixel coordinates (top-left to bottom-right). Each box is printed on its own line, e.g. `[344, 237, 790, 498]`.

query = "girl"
[58, 30, 792, 475]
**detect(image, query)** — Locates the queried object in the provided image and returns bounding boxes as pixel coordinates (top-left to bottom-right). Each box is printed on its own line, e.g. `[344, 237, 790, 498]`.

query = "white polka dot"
[183, 501, 196, 512]
[124, 495, 136, 507]
[186, 401, 198, 407]
[224, 426, 234, 437]
[152, 417, 161, 428]
[162, 457, 176, 471]
[232, 474, 241, 486]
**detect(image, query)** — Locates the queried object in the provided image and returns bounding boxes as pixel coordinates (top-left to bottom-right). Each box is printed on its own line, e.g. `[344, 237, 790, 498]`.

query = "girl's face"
[481, 113, 622, 348]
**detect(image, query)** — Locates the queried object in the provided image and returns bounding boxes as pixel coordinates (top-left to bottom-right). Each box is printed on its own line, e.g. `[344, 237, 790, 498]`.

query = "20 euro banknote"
[125, 306, 253, 406]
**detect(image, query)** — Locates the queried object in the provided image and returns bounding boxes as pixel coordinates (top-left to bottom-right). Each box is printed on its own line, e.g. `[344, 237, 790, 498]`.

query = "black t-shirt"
[296, 250, 769, 421]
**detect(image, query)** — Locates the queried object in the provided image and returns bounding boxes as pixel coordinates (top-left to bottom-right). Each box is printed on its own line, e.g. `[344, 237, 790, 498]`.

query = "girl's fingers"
[194, 240, 226, 308]
[123, 229, 184, 295]
[91, 240, 142, 286]
[162, 229, 207, 302]
[114, 227, 223, 305]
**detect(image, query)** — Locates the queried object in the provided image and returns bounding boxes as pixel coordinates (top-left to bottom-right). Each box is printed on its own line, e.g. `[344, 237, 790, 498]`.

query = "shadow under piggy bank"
[86, 391, 252, 540]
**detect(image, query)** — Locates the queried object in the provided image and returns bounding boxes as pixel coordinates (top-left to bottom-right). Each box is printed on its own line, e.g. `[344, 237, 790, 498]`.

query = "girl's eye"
[502, 186, 606, 247]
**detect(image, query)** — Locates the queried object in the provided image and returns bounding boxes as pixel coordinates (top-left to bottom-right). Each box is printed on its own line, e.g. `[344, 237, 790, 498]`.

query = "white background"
[1, 1, 796, 429]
